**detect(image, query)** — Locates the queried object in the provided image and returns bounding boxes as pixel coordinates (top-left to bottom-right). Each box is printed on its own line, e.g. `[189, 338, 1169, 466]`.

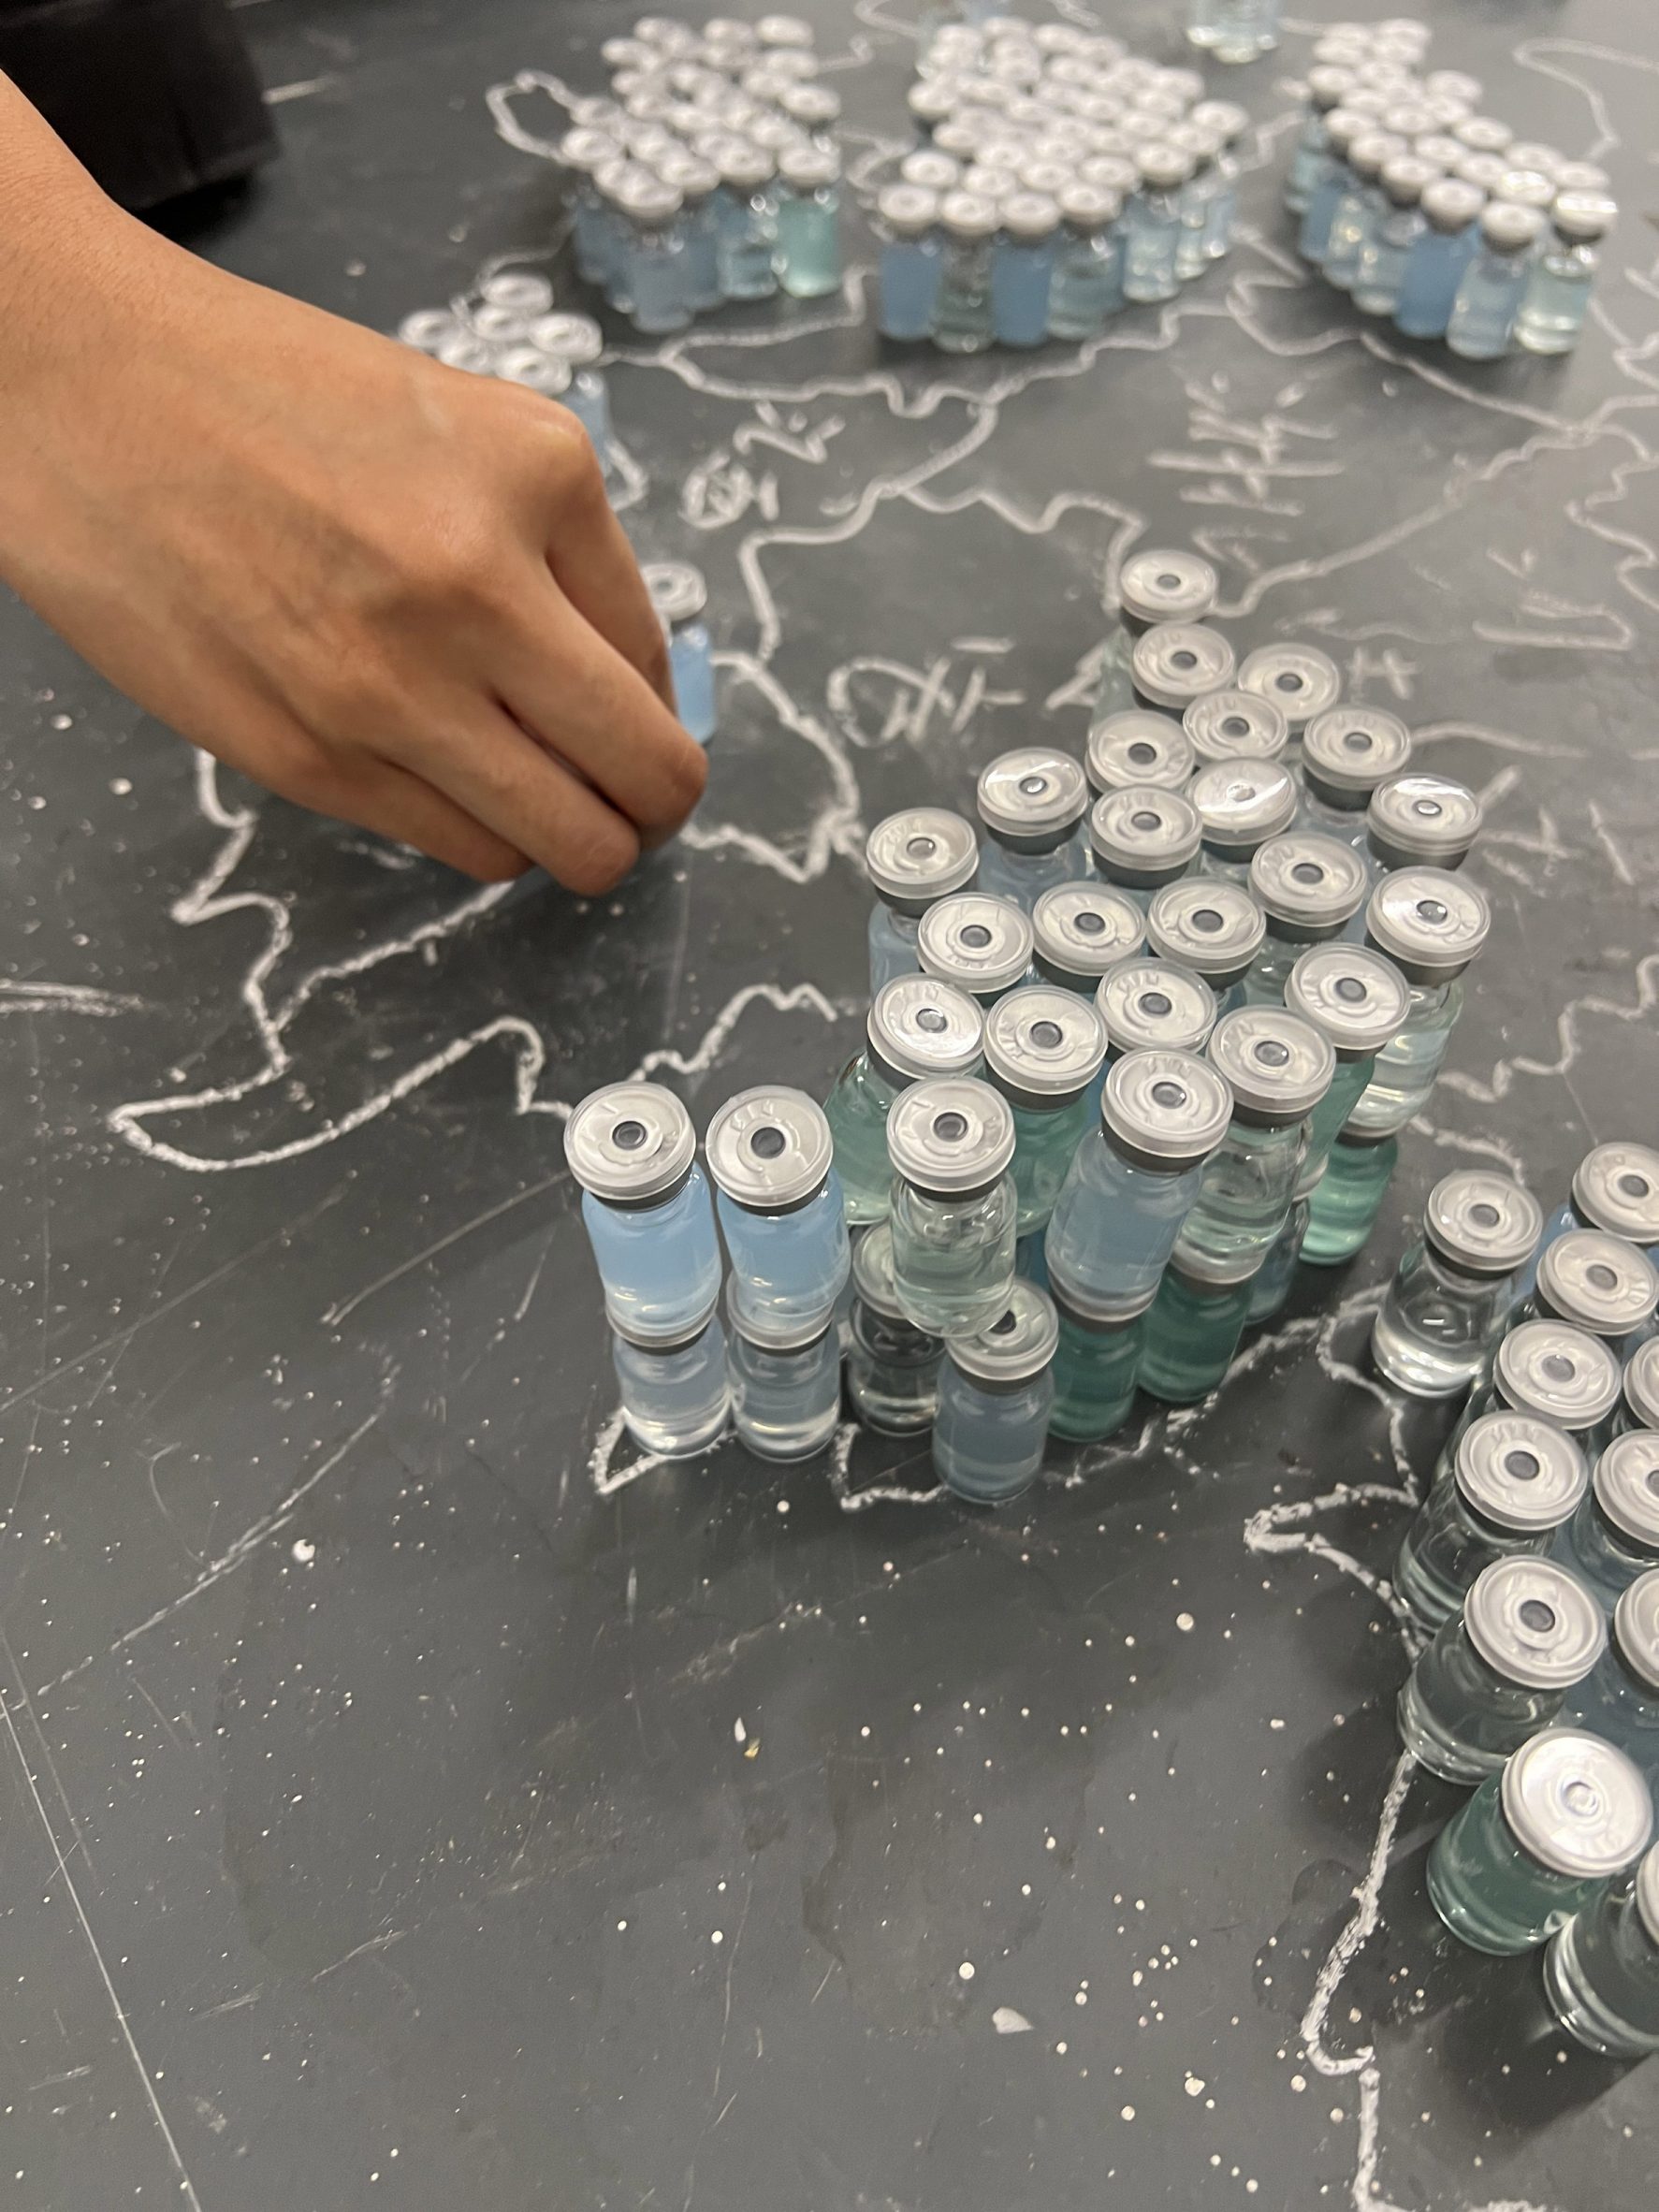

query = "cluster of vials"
[1285, 15, 1617, 357]
[874, 14, 1246, 352]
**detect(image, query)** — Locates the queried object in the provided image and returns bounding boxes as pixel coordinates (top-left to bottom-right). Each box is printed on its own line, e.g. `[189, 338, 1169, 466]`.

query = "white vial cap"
[1236, 643, 1343, 731]
[877, 182, 941, 238]
[983, 986, 1108, 1101]
[917, 893, 1035, 998]
[1493, 1320, 1623, 1432]
[1307, 65, 1358, 110]
[1184, 689, 1289, 767]
[1479, 198, 1548, 254]
[530, 311, 604, 366]
[865, 807, 978, 907]
[1348, 130, 1408, 183]
[642, 560, 707, 627]
[1088, 786, 1204, 881]
[1536, 1230, 1659, 1339]
[1130, 622, 1236, 709]
[1421, 176, 1487, 234]
[1302, 705, 1413, 796]
[1551, 187, 1618, 242]
[899, 147, 961, 191]
[705, 1086, 834, 1210]
[1455, 1412, 1589, 1531]
[1624, 1344, 1659, 1433]
[939, 189, 1000, 242]
[1500, 1730, 1652, 1883]
[1057, 181, 1122, 230]
[1135, 141, 1195, 191]
[497, 346, 573, 398]
[1285, 943, 1412, 1059]
[1101, 1047, 1232, 1168]
[1363, 867, 1491, 981]
[1087, 711, 1195, 794]
[1380, 153, 1440, 207]
[1146, 879, 1265, 983]
[1454, 114, 1514, 154]
[1031, 883, 1145, 982]
[1506, 140, 1564, 178]
[947, 1279, 1060, 1386]
[886, 1076, 1015, 1195]
[1572, 1141, 1659, 1244]
[1081, 152, 1139, 196]
[565, 1082, 696, 1202]
[1205, 1006, 1334, 1125]
[1117, 548, 1220, 627]
[1594, 1434, 1659, 1553]
[1463, 1558, 1607, 1693]
[1495, 165, 1558, 212]
[1422, 1171, 1544, 1274]
[867, 975, 984, 1082]
[399, 307, 465, 353]
[779, 142, 840, 190]
[481, 269, 556, 315]
[1367, 770, 1482, 866]
[1189, 760, 1300, 857]
[997, 188, 1061, 240]
[1615, 1574, 1659, 1697]
[977, 749, 1090, 843]
[1096, 961, 1217, 1061]
[1249, 833, 1371, 935]
[1552, 159, 1611, 193]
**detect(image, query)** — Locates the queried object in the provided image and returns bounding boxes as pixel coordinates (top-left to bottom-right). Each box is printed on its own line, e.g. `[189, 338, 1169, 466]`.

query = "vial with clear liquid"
[656, 151, 723, 312]
[529, 313, 613, 463]
[559, 127, 625, 286]
[1345, 868, 1491, 1134]
[1521, 1140, 1659, 1305]
[1087, 711, 1195, 799]
[1246, 1193, 1313, 1325]
[1322, 129, 1408, 292]
[1185, 690, 1290, 774]
[1512, 1231, 1659, 1375]
[1284, 939, 1409, 1172]
[983, 986, 1108, 1236]
[1088, 784, 1204, 913]
[726, 1289, 841, 1461]
[1351, 153, 1439, 315]
[1095, 550, 1219, 723]
[1236, 642, 1343, 763]
[1299, 105, 1368, 264]
[1173, 124, 1224, 284]
[933, 1281, 1058, 1506]
[1049, 1282, 1150, 1444]
[865, 807, 981, 997]
[845, 1222, 944, 1434]
[875, 183, 944, 341]
[616, 174, 691, 333]
[1138, 1252, 1257, 1404]
[611, 1307, 732, 1458]
[1244, 832, 1372, 1004]
[643, 561, 717, 744]
[1186, 0, 1278, 69]
[1545, 1840, 1659, 2059]
[1447, 198, 1548, 360]
[566, 1083, 723, 1344]
[975, 750, 1092, 912]
[775, 143, 842, 298]
[1096, 961, 1219, 1070]
[1191, 101, 1247, 261]
[1130, 621, 1237, 728]
[1190, 761, 1301, 890]
[1399, 1555, 1606, 1784]
[706, 1087, 850, 1345]
[1564, 1572, 1659, 1788]
[1048, 182, 1127, 341]
[711, 138, 780, 299]
[1365, 771, 1483, 876]
[935, 189, 999, 352]
[1045, 1048, 1233, 1320]
[1623, 1341, 1659, 1438]
[1431, 1322, 1623, 1490]
[1516, 189, 1617, 356]
[1123, 142, 1195, 305]
[1300, 705, 1414, 842]
[1395, 1411, 1589, 1632]
[1393, 176, 1486, 339]
[1146, 877, 1267, 1014]
[887, 1077, 1019, 1338]
[1175, 1006, 1332, 1274]
[1372, 1171, 1544, 1398]
[1286, 65, 1358, 215]
[1030, 882, 1145, 999]
[918, 892, 1036, 1008]
[991, 190, 1061, 346]
[823, 974, 984, 1226]
[1428, 1729, 1652, 1955]
[1558, 1434, 1659, 1607]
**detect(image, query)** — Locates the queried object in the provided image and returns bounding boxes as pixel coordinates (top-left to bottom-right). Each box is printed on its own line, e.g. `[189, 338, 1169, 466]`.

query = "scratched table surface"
[3, 1, 1657, 2206]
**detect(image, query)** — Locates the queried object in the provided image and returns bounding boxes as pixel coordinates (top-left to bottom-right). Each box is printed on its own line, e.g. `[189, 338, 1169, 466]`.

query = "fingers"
[314, 755, 533, 882]
[542, 449, 678, 714]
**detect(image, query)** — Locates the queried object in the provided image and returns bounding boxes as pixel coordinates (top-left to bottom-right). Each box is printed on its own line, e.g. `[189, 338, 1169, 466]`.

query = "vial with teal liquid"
[1545, 1839, 1659, 2059]
[1395, 1410, 1589, 1632]
[822, 973, 985, 1227]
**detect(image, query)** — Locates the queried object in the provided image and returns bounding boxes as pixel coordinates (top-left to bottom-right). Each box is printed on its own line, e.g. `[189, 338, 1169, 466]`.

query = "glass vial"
[643, 560, 717, 744]
[1283, 940, 1411, 1183]
[1130, 620, 1237, 727]
[917, 892, 1036, 1009]
[875, 182, 943, 341]
[822, 973, 984, 1226]
[1564, 1572, 1659, 1786]
[1434, 1320, 1624, 1489]
[1447, 198, 1548, 360]
[775, 143, 842, 298]
[846, 1222, 943, 1434]
[1286, 65, 1359, 215]
[1176, 1005, 1334, 1273]
[559, 126, 624, 286]
[1399, 1556, 1607, 1784]
[1544, 1841, 1659, 2059]
[886, 1077, 1019, 1337]
[1045, 1048, 1233, 1320]
[933, 1281, 1057, 1506]
[611, 1307, 731, 1458]
[1097, 961, 1219, 1070]
[706, 1086, 850, 1345]
[865, 807, 980, 997]
[726, 1291, 841, 1461]
[1525, 1139, 1659, 1306]
[991, 190, 1061, 347]
[1560, 1433, 1659, 1606]
[1300, 106, 1367, 264]
[565, 1083, 722, 1343]
[1087, 711, 1195, 800]
[1096, 550, 1219, 724]
[1030, 882, 1145, 999]
[975, 749, 1092, 913]
[1624, 1342, 1659, 1438]
[1428, 1729, 1652, 1955]
[657, 151, 723, 312]
[1244, 832, 1373, 1004]
[1236, 643, 1343, 762]
[1393, 175, 1487, 340]
[1185, 689, 1291, 773]
[1049, 1284, 1150, 1444]
[1123, 142, 1195, 305]
[1323, 129, 1408, 293]
[1521, 1229, 1659, 1353]
[1191, 100, 1247, 261]
[1372, 1171, 1544, 1397]
[1190, 760, 1301, 889]
[1395, 1411, 1589, 1632]
[1516, 188, 1617, 356]
[1345, 868, 1492, 1134]
[617, 174, 691, 333]
[983, 986, 1109, 1237]
[1299, 704, 1414, 842]
[1048, 182, 1126, 341]
[1138, 1254, 1256, 1404]
[1351, 153, 1438, 315]
[1301, 1129, 1398, 1266]
[712, 138, 780, 300]
[934, 188, 999, 353]
[1247, 1194, 1313, 1325]
[1146, 877, 1267, 1013]
[1088, 784, 1204, 913]
[1365, 771, 1484, 878]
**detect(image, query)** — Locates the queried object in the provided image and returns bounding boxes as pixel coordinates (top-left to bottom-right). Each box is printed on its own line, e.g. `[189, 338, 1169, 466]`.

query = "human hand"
[0, 96, 705, 889]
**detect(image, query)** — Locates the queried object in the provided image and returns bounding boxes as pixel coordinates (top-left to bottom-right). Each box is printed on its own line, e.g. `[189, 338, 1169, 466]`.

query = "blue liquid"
[1046, 1132, 1207, 1317]
[627, 232, 691, 335]
[976, 830, 1089, 914]
[934, 1365, 1054, 1505]
[716, 185, 779, 300]
[718, 1180, 851, 1345]
[1123, 194, 1182, 305]
[1394, 225, 1479, 340]
[580, 1168, 723, 1343]
[868, 904, 922, 995]
[1048, 230, 1124, 340]
[728, 1329, 841, 1460]
[1139, 1269, 1254, 1404]
[1300, 158, 1350, 264]
[879, 235, 943, 341]
[1353, 207, 1425, 317]
[612, 1317, 730, 1457]
[670, 622, 717, 744]
[1447, 250, 1532, 362]
[992, 236, 1056, 348]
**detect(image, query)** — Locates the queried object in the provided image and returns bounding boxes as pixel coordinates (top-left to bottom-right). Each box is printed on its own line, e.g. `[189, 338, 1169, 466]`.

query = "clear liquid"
[1398, 1617, 1568, 1785]
[727, 1329, 841, 1460]
[1302, 1136, 1399, 1266]
[1556, 1495, 1659, 1608]
[580, 1170, 723, 1343]
[1139, 1271, 1254, 1404]
[1046, 1133, 1207, 1317]
[1247, 1195, 1310, 1323]
[1352, 206, 1425, 317]
[574, 186, 611, 285]
[1201, 160, 1240, 263]
[868, 903, 923, 997]
[1394, 1481, 1553, 1632]
[680, 202, 722, 312]
[1563, 1647, 1659, 1786]
[1371, 1241, 1517, 1398]
[1187, 0, 1276, 64]
[991, 235, 1056, 348]
[1174, 1117, 1308, 1273]
[934, 1368, 1054, 1505]
[935, 236, 995, 353]
[1050, 1306, 1145, 1442]
[1304, 1055, 1375, 1184]
[1447, 248, 1532, 362]
[777, 184, 842, 300]
[627, 229, 691, 335]
[715, 183, 780, 300]
[1174, 173, 1213, 283]
[1005, 1093, 1095, 1237]
[822, 1052, 904, 1226]
[1429, 1774, 1605, 1955]
[890, 1175, 1018, 1336]
[1345, 979, 1463, 1137]
[1515, 246, 1595, 357]
[670, 620, 717, 743]
[1322, 182, 1383, 293]
[847, 1298, 942, 1433]
[1285, 114, 1330, 215]
[1122, 191, 1183, 305]
[1393, 226, 1479, 340]
[1240, 933, 1310, 1008]
[718, 1181, 851, 1345]
[1299, 156, 1350, 264]
[878, 233, 943, 341]
[1092, 626, 1140, 720]
[1544, 1884, 1659, 2058]
[612, 1317, 731, 1457]
[976, 829, 1089, 913]
[1048, 229, 1124, 340]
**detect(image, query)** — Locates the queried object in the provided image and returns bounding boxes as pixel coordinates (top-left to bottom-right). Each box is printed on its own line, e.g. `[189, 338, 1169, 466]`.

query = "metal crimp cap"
[1500, 1729, 1653, 1883]
[1250, 833, 1371, 933]
[1594, 1433, 1659, 1551]
[1031, 882, 1146, 980]
[886, 1076, 1016, 1195]
[1302, 704, 1414, 796]
[1613, 1571, 1659, 1695]
[1088, 786, 1202, 878]
[1146, 879, 1265, 982]
[1101, 1047, 1232, 1168]
[1086, 711, 1195, 794]
[977, 749, 1090, 841]
[1423, 1171, 1544, 1275]
[564, 1081, 695, 1203]
[1493, 1320, 1622, 1432]
[1455, 1411, 1589, 1531]
[948, 1279, 1060, 1386]
[1572, 1141, 1659, 1244]
[918, 893, 1035, 997]
[1624, 1342, 1659, 1433]
[1096, 960, 1217, 1059]
[1205, 1007, 1335, 1123]
[1189, 761, 1300, 855]
[1536, 1230, 1659, 1338]
[643, 560, 707, 626]
[1116, 548, 1219, 628]
[1368, 771, 1482, 865]
[865, 808, 979, 906]
[1130, 622, 1236, 710]
[867, 974, 985, 1082]
[1236, 643, 1342, 731]
[983, 986, 1107, 1100]
[705, 1086, 834, 1211]
[1184, 689, 1289, 766]
[1463, 1557, 1607, 1692]
[1364, 866, 1490, 978]
[1284, 942, 1411, 1058]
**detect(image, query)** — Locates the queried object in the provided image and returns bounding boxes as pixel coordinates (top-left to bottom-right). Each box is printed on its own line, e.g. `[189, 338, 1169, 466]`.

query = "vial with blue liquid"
[1146, 877, 1266, 1014]
[933, 1280, 1058, 1506]
[1190, 760, 1301, 890]
[776, 142, 843, 298]
[1559, 1435, 1659, 1609]
[1244, 832, 1372, 1004]
[1299, 105, 1368, 264]
[875, 183, 943, 341]
[1138, 1251, 1257, 1404]
[1286, 65, 1358, 215]
[529, 313, 612, 465]
[865, 807, 980, 997]
[644, 561, 717, 744]
[706, 1086, 850, 1346]
[1049, 1279, 1149, 1444]
[1321, 129, 1407, 292]
[1123, 142, 1195, 305]
[1351, 153, 1439, 316]
[992, 191, 1061, 347]
[711, 138, 780, 299]
[1545, 1835, 1659, 2058]
[1346, 867, 1491, 1136]
[1177, 1005, 1332, 1278]
[559, 126, 624, 285]
[566, 1082, 723, 1344]
[1088, 784, 1203, 913]
[1393, 176, 1487, 340]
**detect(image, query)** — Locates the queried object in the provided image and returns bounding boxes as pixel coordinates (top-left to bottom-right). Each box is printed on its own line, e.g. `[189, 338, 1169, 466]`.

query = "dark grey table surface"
[3, 3, 1656, 2206]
